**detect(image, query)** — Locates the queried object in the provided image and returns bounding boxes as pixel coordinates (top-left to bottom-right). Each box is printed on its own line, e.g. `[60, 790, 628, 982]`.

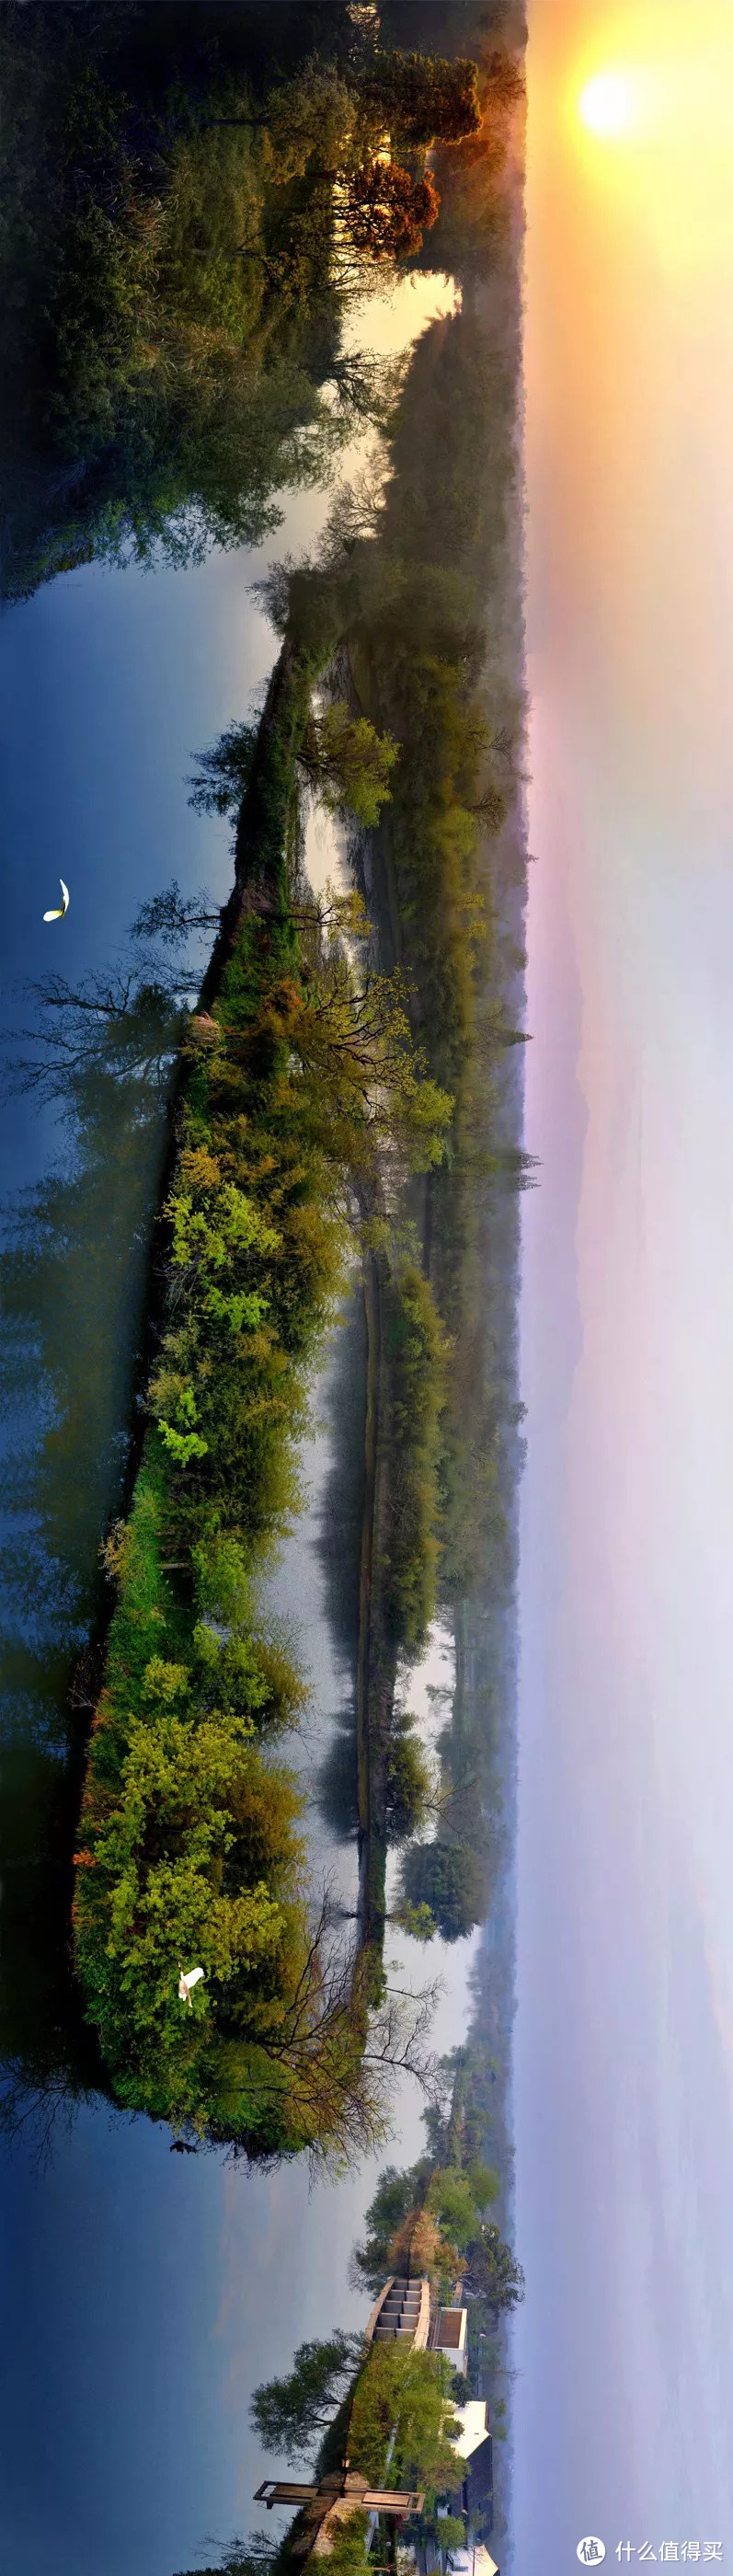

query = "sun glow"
[568, 21, 733, 283]
[578, 69, 639, 140]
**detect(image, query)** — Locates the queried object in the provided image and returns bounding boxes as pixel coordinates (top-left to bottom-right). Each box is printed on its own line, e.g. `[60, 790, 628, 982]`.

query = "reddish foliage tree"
[344, 162, 440, 263]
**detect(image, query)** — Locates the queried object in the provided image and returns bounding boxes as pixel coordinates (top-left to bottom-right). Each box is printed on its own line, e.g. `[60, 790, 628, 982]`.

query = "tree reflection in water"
[313, 1285, 368, 1844]
[0, 949, 192, 2147]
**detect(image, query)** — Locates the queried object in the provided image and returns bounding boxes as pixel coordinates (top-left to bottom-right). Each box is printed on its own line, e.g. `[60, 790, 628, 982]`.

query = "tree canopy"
[360, 50, 482, 144]
[189, 702, 398, 832]
[461, 2223, 525, 2319]
[384, 1715, 433, 1844]
[400, 1837, 487, 1943]
[251, 2329, 363, 2466]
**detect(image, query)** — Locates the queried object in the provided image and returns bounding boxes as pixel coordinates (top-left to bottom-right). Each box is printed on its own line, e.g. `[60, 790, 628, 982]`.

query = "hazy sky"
[514, 1, 733, 2563]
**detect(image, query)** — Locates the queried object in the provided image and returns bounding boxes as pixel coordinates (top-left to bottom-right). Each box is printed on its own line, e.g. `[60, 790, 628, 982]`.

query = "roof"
[452, 2402, 488, 2463]
[432, 2306, 467, 2354]
[464, 2436, 494, 2513]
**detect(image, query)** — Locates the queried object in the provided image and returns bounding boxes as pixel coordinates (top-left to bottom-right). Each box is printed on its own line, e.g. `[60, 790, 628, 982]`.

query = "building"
[429, 2306, 469, 2370]
[364, 2275, 431, 2349]
[452, 2402, 489, 2464]
[444, 2400, 494, 2535]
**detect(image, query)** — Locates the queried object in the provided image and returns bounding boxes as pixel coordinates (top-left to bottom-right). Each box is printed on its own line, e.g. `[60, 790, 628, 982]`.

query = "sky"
[515, 0, 733, 2563]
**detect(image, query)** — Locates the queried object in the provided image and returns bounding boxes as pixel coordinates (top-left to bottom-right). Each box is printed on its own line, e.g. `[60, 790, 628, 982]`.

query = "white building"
[451, 2401, 488, 2462]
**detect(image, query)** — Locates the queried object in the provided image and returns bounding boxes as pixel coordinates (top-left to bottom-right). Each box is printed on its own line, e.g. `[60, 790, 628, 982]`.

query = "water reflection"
[312, 1282, 368, 1844]
[0, 1033, 171, 2126]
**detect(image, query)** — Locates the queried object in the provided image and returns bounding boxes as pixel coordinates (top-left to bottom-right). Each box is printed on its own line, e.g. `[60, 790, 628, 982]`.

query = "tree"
[450, 2374, 470, 2405]
[350, 2156, 430, 2292]
[189, 703, 397, 830]
[461, 2224, 525, 2320]
[132, 880, 220, 945]
[0, 964, 189, 1109]
[174, 2533, 276, 2576]
[188, 721, 258, 818]
[429, 2514, 466, 2552]
[349, 2342, 461, 2490]
[220, 1908, 442, 2170]
[465, 2160, 499, 2212]
[393, 1898, 436, 1943]
[479, 48, 525, 120]
[428, 2170, 482, 2255]
[361, 51, 481, 144]
[384, 1717, 433, 1843]
[399, 1838, 487, 1943]
[342, 162, 440, 264]
[282, 947, 452, 1181]
[298, 703, 398, 825]
[251, 2329, 363, 2465]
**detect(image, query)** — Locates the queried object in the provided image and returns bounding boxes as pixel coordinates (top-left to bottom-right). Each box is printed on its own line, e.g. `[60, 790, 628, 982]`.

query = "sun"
[578, 69, 638, 139]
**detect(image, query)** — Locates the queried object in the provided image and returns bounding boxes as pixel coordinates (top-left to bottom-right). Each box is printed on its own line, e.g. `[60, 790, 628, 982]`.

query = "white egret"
[43, 879, 70, 923]
[178, 1964, 205, 2006]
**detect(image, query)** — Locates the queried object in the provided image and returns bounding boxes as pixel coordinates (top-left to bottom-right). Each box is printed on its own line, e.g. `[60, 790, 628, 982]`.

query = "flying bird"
[178, 1964, 205, 2007]
[43, 879, 70, 922]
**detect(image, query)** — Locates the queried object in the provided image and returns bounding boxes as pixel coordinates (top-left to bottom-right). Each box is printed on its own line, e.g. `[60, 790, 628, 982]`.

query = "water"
[0, 275, 476, 2575]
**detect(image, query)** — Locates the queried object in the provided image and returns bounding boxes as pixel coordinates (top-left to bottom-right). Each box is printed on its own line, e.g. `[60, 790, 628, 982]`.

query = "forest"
[0, 0, 485, 595]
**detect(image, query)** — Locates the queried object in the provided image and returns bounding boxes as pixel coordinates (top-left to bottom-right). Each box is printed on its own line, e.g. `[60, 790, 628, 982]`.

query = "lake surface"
[0, 272, 477, 2576]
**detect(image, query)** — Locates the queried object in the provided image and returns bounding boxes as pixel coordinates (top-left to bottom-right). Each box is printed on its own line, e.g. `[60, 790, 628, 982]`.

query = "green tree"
[189, 703, 397, 830]
[431, 2515, 467, 2551]
[393, 1898, 436, 1943]
[428, 2170, 481, 2255]
[349, 2342, 460, 2490]
[251, 2329, 363, 2465]
[465, 2160, 499, 2212]
[350, 2157, 430, 2292]
[316, 2513, 370, 2576]
[285, 952, 452, 1181]
[399, 1838, 487, 1943]
[384, 1717, 432, 1844]
[462, 2223, 525, 2320]
[298, 703, 398, 825]
[383, 1266, 448, 1651]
